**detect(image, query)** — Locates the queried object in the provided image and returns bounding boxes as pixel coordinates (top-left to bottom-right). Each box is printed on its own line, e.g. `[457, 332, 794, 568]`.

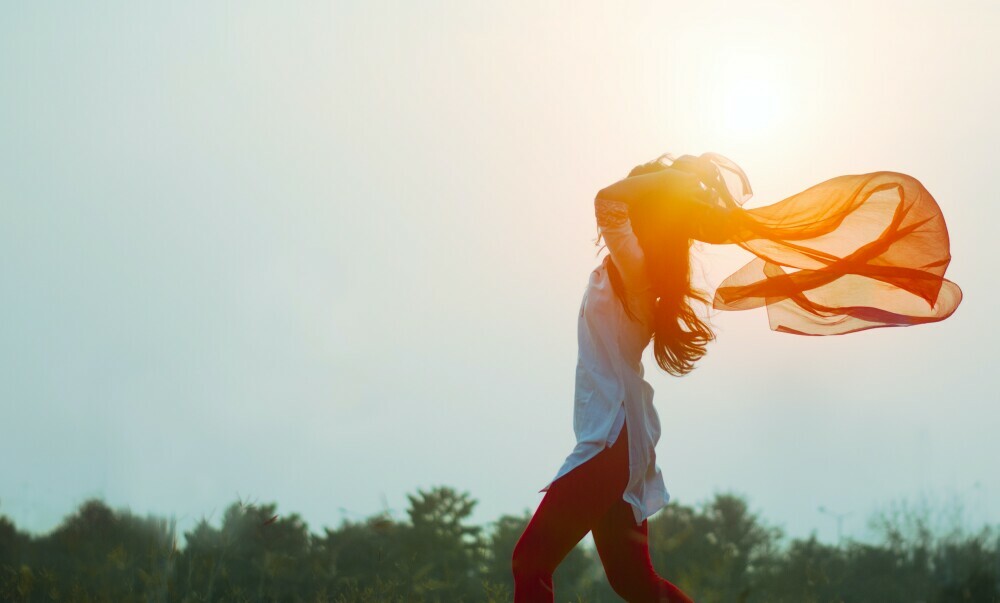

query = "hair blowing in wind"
[600, 157, 717, 377]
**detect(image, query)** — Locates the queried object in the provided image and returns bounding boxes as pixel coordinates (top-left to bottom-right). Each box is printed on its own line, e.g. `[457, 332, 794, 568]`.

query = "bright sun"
[717, 53, 790, 138]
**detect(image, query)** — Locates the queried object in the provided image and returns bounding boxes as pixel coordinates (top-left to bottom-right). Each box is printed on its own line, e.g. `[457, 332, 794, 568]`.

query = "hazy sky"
[2, 1, 997, 548]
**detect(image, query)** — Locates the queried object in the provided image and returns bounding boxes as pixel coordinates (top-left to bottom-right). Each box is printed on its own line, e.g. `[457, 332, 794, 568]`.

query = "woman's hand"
[627, 154, 673, 178]
[597, 166, 714, 208]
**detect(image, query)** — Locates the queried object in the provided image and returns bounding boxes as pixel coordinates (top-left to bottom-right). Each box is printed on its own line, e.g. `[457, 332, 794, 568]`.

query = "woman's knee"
[514, 526, 569, 589]
[607, 575, 641, 602]
[606, 569, 660, 602]
[607, 572, 689, 603]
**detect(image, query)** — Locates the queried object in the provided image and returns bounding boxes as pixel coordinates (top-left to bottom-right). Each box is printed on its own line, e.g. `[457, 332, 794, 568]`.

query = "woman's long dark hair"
[604, 160, 717, 377]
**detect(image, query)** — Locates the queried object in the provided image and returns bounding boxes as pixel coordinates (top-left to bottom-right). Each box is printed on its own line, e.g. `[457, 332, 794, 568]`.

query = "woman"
[510, 152, 962, 602]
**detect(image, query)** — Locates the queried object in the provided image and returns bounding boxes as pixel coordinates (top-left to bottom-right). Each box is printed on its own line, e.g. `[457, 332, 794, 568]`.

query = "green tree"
[648, 493, 782, 602]
[19, 499, 176, 603]
[400, 485, 486, 602]
[316, 511, 409, 598]
[177, 499, 313, 602]
[482, 511, 529, 600]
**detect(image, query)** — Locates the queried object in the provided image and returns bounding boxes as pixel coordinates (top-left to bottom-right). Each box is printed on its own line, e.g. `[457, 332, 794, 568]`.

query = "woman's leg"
[591, 498, 694, 603]
[511, 423, 630, 602]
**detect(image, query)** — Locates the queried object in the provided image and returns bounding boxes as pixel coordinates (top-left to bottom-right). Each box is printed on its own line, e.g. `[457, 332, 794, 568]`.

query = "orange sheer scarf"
[668, 153, 963, 335]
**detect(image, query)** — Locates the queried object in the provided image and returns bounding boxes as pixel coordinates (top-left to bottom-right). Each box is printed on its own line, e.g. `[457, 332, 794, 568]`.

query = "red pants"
[511, 421, 693, 602]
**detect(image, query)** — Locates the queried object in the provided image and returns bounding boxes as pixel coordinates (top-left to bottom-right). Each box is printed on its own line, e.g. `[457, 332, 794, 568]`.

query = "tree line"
[1, 486, 998, 602]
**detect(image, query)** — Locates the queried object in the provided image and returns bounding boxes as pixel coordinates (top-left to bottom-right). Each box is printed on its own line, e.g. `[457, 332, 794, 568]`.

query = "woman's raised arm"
[594, 196, 652, 296]
[596, 166, 711, 208]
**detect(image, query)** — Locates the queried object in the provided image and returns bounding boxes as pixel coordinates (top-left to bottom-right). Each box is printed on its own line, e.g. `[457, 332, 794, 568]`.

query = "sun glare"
[717, 53, 790, 139]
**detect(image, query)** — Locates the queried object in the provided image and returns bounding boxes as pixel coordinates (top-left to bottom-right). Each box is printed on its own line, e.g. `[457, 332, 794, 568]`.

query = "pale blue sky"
[1, 1, 997, 546]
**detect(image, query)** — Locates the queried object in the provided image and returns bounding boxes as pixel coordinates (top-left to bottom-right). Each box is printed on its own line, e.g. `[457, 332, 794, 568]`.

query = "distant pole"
[818, 506, 853, 545]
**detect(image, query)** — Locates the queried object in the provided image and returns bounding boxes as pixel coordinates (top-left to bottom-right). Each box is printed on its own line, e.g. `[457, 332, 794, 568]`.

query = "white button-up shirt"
[539, 197, 670, 526]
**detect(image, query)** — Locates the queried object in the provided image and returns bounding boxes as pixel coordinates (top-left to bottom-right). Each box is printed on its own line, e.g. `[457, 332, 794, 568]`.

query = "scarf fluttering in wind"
[665, 152, 963, 335]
